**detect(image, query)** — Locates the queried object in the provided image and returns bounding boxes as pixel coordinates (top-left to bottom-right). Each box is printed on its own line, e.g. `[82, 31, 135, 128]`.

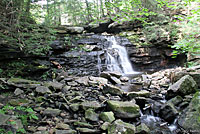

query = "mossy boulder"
[108, 119, 136, 134]
[107, 100, 140, 118]
[85, 109, 99, 122]
[167, 75, 197, 98]
[178, 92, 200, 131]
[7, 78, 41, 88]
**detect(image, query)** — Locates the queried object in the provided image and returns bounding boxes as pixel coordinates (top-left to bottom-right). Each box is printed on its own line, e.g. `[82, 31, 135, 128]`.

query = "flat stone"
[56, 123, 70, 130]
[14, 88, 24, 96]
[89, 76, 108, 85]
[81, 101, 101, 110]
[110, 76, 122, 85]
[7, 78, 41, 88]
[44, 81, 64, 91]
[74, 121, 93, 128]
[127, 90, 150, 99]
[100, 72, 111, 79]
[43, 108, 61, 116]
[55, 129, 77, 134]
[76, 128, 100, 133]
[103, 84, 123, 96]
[67, 81, 79, 87]
[35, 86, 51, 94]
[76, 76, 89, 86]
[108, 119, 136, 134]
[100, 112, 115, 123]
[107, 100, 140, 118]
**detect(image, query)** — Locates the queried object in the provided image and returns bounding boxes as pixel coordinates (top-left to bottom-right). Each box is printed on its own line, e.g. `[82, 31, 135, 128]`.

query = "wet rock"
[55, 129, 77, 134]
[189, 72, 200, 88]
[159, 102, 178, 123]
[110, 76, 122, 85]
[136, 123, 150, 134]
[127, 90, 150, 99]
[99, 112, 115, 123]
[107, 100, 140, 118]
[178, 92, 200, 132]
[43, 108, 61, 116]
[109, 71, 122, 78]
[85, 109, 99, 122]
[76, 128, 100, 133]
[103, 84, 123, 96]
[100, 72, 111, 79]
[14, 88, 24, 96]
[167, 75, 197, 99]
[35, 86, 51, 94]
[81, 101, 101, 110]
[37, 126, 47, 131]
[108, 119, 136, 134]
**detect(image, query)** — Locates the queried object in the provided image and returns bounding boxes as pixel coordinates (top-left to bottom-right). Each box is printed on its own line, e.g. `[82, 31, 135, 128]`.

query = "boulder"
[107, 100, 140, 118]
[178, 92, 200, 131]
[108, 119, 136, 134]
[167, 75, 197, 99]
[159, 102, 178, 123]
[7, 78, 41, 88]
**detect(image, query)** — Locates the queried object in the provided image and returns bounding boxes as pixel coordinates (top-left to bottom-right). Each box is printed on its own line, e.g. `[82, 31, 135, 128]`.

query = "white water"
[106, 36, 137, 74]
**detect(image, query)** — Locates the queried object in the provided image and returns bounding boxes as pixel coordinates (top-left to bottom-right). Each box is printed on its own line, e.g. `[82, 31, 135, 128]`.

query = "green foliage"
[169, 0, 200, 58]
[0, 105, 38, 126]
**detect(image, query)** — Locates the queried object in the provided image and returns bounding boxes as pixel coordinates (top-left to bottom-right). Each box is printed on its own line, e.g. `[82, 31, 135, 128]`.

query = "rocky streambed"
[0, 65, 200, 134]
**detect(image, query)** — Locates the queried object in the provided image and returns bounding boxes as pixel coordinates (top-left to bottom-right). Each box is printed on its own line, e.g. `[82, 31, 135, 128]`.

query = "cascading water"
[105, 36, 137, 74]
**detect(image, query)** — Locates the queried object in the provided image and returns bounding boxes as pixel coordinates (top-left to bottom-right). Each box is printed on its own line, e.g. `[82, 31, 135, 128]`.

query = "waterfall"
[105, 36, 137, 74]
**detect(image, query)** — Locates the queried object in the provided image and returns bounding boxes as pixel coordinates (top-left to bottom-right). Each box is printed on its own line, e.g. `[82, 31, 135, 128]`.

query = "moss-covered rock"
[136, 123, 150, 134]
[100, 112, 115, 123]
[167, 75, 197, 98]
[178, 92, 200, 131]
[107, 100, 140, 118]
[85, 109, 99, 122]
[108, 119, 136, 134]
[127, 90, 150, 99]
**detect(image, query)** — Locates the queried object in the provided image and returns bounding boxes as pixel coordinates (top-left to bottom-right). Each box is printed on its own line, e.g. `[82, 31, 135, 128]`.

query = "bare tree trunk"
[85, 0, 91, 22]
[100, 0, 105, 17]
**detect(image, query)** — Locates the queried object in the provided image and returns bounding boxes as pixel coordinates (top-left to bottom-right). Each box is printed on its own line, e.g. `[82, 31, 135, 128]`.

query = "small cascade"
[105, 36, 137, 74]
